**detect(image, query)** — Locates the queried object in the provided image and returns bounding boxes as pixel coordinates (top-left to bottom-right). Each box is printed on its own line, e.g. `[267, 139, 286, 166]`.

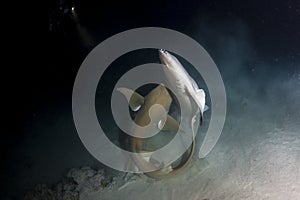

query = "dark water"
[3, 0, 300, 199]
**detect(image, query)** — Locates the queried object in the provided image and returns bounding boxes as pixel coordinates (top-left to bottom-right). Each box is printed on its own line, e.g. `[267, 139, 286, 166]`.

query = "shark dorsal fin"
[117, 87, 144, 111]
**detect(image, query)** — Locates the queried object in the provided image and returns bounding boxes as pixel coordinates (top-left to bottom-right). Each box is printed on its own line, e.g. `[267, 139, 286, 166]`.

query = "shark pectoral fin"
[195, 89, 206, 124]
[204, 105, 209, 112]
[195, 89, 206, 108]
[117, 87, 144, 111]
[161, 115, 184, 132]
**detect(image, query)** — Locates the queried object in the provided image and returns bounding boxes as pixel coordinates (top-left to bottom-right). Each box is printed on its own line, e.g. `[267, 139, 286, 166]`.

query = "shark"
[159, 49, 207, 124]
[117, 85, 180, 138]
[117, 84, 197, 179]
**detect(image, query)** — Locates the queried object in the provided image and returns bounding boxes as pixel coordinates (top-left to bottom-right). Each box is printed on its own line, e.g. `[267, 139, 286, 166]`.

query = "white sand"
[80, 71, 300, 199]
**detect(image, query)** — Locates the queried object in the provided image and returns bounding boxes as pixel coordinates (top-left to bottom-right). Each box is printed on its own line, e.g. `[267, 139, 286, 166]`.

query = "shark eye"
[160, 49, 167, 53]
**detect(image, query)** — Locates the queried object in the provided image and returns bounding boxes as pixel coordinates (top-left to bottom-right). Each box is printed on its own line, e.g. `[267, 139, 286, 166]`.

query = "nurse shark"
[117, 85, 196, 179]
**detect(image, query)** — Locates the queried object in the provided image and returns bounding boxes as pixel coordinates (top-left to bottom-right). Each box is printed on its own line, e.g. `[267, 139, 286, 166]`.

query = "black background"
[3, 0, 300, 198]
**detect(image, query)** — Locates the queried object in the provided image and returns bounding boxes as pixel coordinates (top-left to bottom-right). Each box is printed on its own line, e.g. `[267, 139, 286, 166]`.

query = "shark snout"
[159, 49, 166, 59]
[159, 49, 167, 53]
[159, 49, 172, 68]
[159, 49, 170, 57]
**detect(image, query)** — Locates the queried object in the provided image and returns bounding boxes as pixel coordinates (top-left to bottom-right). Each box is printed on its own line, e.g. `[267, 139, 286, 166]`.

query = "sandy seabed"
[23, 70, 300, 200]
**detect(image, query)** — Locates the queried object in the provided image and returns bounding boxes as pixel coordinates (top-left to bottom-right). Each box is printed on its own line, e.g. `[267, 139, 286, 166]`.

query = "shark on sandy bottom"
[159, 49, 208, 124]
[117, 84, 197, 179]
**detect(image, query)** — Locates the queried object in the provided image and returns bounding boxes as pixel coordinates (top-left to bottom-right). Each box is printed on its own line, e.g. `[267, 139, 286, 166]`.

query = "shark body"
[117, 50, 207, 178]
[159, 49, 207, 123]
[118, 85, 196, 179]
